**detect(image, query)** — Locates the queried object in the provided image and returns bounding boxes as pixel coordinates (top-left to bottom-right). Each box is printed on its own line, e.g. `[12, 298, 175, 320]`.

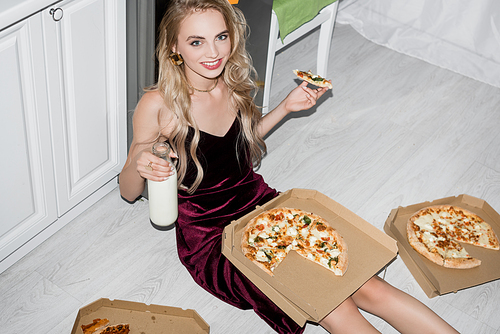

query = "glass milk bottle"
[147, 142, 178, 230]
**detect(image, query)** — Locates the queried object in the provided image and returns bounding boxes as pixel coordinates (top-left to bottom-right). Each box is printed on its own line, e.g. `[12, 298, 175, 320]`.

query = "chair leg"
[263, 2, 338, 113]
[317, 1, 339, 77]
[263, 10, 280, 114]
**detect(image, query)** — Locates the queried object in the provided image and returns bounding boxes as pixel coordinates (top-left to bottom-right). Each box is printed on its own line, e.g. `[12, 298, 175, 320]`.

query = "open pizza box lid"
[71, 298, 210, 334]
[222, 188, 398, 326]
[383, 194, 500, 298]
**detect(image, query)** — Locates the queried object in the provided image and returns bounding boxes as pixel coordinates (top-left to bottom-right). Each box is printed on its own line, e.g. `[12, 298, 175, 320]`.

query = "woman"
[119, 1, 459, 333]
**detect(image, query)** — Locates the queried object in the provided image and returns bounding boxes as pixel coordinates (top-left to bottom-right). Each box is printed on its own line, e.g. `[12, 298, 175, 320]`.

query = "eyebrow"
[186, 30, 229, 41]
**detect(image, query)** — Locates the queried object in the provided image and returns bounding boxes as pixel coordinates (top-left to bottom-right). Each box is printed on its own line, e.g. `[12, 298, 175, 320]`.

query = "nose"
[206, 42, 219, 59]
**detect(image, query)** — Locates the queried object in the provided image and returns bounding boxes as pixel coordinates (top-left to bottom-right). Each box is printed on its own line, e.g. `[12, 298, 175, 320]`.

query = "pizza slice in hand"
[293, 69, 332, 89]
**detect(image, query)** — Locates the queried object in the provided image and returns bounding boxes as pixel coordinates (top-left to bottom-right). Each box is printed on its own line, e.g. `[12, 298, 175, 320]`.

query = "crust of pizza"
[330, 227, 348, 273]
[242, 207, 348, 276]
[407, 204, 499, 269]
[407, 220, 447, 266]
[444, 257, 481, 269]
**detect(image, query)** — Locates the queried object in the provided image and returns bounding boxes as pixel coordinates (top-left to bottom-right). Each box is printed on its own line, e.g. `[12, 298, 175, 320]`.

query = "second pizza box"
[71, 298, 210, 334]
[384, 194, 500, 298]
[222, 188, 398, 326]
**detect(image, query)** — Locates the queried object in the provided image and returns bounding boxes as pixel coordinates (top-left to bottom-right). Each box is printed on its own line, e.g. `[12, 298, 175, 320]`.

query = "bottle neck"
[152, 142, 171, 161]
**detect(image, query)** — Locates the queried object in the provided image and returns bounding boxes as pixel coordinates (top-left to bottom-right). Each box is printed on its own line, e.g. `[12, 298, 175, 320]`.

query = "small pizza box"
[222, 188, 398, 326]
[384, 194, 500, 298]
[71, 298, 210, 334]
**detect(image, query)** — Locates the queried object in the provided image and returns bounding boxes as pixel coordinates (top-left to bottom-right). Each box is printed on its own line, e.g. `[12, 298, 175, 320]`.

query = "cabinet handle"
[49, 8, 64, 21]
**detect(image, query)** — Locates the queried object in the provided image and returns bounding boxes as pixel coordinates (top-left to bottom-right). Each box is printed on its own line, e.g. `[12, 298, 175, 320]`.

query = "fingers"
[299, 80, 309, 88]
[301, 85, 327, 100]
[316, 87, 328, 98]
[138, 153, 175, 182]
[284, 81, 329, 113]
[300, 85, 326, 106]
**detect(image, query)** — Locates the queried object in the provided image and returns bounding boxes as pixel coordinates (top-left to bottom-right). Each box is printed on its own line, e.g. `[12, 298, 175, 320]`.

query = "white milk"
[148, 168, 178, 228]
[147, 142, 178, 229]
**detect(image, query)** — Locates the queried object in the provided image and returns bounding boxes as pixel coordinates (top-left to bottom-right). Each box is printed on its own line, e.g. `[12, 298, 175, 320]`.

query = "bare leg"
[319, 276, 459, 334]
[319, 297, 380, 334]
[351, 276, 459, 334]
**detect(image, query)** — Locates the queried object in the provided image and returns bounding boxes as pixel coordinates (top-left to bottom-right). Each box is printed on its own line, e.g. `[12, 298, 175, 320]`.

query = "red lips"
[201, 58, 223, 70]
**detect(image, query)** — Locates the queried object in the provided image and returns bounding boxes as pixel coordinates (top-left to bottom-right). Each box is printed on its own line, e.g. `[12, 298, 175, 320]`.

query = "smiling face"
[174, 9, 231, 87]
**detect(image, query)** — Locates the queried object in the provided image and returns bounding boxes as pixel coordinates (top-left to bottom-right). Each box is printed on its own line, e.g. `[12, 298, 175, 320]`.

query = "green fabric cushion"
[272, 0, 337, 42]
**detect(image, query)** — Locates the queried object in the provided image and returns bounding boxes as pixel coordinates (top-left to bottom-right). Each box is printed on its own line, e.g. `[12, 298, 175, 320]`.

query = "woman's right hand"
[136, 148, 176, 182]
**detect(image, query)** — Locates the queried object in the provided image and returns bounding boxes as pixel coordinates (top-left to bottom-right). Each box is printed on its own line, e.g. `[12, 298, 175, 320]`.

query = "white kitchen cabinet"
[0, 12, 58, 270]
[43, 0, 126, 215]
[0, 0, 126, 273]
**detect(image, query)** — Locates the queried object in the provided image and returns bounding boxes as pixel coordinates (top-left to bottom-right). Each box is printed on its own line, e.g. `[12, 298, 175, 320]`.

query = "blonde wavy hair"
[149, 0, 265, 194]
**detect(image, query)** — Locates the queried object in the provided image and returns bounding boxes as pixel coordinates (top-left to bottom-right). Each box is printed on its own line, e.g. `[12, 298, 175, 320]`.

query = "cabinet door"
[0, 15, 58, 262]
[42, 0, 127, 216]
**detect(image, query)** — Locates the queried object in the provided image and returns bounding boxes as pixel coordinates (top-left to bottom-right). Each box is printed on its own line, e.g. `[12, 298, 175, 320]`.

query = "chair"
[262, 1, 339, 114]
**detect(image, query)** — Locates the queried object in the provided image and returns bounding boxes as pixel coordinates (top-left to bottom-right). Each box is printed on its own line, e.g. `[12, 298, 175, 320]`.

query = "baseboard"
[0, 177, 119, 274]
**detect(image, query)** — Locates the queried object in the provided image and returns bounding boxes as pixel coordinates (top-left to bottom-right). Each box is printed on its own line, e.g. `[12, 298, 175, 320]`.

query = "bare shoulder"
[133, 90, 176, 139]
[134, 90, 166, 121]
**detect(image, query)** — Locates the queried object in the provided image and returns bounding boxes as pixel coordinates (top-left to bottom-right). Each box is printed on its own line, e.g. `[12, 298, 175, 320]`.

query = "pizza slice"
[451, 218, 499, 250]
[243, 211, 287, 275]
[299, 221, 348, 276]
[293, 69, 332, 89]
[471, 223, 500, 250]
[96, 324, 130, 334]
[81, 319, 130, 334]
[443, 239, 481, 269]
[82, 319, 109, 334]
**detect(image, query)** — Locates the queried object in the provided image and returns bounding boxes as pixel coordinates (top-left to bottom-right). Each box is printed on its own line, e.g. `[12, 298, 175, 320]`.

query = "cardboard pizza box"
[71, 298, 210, 334]
[222, 188, 398, 326]
[384, 194, 500, 298]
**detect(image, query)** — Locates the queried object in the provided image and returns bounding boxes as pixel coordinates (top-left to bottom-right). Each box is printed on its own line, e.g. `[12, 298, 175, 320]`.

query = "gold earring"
[169, 52, 184, 66]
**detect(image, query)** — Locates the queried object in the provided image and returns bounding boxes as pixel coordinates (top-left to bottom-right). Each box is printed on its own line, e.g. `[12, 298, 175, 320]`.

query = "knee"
[321, 297, 362, 330]
[354, 276, 395, 306]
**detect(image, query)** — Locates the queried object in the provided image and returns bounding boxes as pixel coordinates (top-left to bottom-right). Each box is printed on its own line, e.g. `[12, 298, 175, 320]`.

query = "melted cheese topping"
[255, 250, 268, 262]
[446, 247, 469, 258]
[286, 226, 297, 237]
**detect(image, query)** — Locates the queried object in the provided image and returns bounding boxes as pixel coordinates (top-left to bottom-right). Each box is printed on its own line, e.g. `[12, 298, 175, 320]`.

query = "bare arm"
[257, 81, 328, 137]
[119, 91, 176, 202]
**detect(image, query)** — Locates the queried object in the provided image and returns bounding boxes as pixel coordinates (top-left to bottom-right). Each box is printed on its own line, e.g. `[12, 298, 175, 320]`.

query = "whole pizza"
[241, 207, 348, 276]
[407, 205, 499, 269]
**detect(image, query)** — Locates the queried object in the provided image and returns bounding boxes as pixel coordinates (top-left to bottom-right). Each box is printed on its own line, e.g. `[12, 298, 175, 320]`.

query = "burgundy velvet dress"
[175, 118, 305, 334]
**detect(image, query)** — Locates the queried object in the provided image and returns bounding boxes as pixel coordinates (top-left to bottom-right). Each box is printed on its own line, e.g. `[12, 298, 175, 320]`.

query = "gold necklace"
[188, 78, 218, 93]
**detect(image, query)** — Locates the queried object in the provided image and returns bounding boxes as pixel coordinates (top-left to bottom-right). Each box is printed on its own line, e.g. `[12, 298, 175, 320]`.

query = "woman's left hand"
[283, 81, 328, 113]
